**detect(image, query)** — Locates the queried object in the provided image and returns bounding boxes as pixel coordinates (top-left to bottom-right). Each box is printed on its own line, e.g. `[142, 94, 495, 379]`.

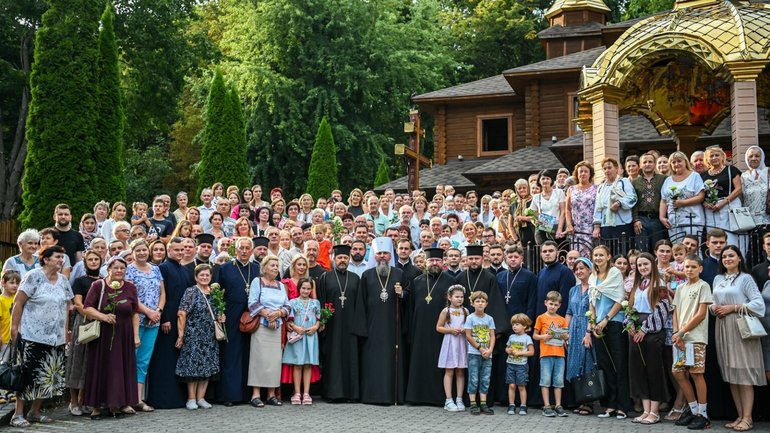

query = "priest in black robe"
[146, 238, 193, 409]
[214, 237, 260, 405]
[492, 244, 537, 404]
[353, 237, 408, 405]
[317, 244, 361, 401]
[405, 248, 454, 405]
[457, 244, 510, 404]
[185, 233, 217, 274]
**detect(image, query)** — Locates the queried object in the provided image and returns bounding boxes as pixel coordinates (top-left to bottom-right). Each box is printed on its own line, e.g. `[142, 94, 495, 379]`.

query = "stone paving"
[3, 401, 768, 433]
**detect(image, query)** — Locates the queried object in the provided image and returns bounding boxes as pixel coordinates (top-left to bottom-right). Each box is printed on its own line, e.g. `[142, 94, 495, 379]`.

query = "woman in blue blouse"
[247, 256, 290, 407]
[565, 257, 594, 415]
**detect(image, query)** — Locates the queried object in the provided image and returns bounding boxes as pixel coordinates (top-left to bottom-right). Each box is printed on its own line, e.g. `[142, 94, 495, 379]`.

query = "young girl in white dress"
[436, 285, 468, 412]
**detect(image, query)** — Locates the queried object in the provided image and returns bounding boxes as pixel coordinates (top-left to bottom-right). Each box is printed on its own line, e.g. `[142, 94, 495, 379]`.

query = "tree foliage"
[214, 0, 460, 197]
[306, 117, 339, 200]
[374, 156, 390, 188]
[622, 0, 674, 20]
[20, 0, 101, 229]
[125, 144, 171, 204]
[95, 2, 126, 203]
[197, 71, 249, 195]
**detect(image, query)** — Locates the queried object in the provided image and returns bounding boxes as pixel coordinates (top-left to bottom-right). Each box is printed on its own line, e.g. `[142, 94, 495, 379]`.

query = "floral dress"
[568, 184, 597, 257]
[565, 283, 594, 381]
[175, 287, 220, 381]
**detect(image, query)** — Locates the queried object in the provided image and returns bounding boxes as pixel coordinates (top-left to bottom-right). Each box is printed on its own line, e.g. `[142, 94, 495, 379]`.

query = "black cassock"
[353, 266, 408, 405]
[146, 259, 193, 409]
[214, 260, 260, 403]
[317, 269, 361, 401]
[405, 271, 454, 405]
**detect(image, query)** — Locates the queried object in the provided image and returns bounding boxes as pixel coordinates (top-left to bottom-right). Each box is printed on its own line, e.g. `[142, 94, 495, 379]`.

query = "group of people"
[1, 144, 770, 431]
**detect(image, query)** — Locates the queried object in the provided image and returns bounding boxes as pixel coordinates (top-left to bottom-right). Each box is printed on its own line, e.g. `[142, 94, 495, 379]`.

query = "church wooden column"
[575, 100, 594, 163]
[725, 62, 768, 170]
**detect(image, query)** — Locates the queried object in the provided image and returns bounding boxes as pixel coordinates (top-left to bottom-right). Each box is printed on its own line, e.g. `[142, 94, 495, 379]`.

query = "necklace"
[377, 268, 391, 302]
[334, 269, 350, 308]
[235, 260, 252, 291]
[466, 268, 483, 294]
[504, 268, 522, 304]
[425, 273, 443, 304]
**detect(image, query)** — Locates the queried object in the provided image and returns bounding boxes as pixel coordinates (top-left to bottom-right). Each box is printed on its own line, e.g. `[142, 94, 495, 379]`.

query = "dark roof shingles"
[464, 147, 565, 175]
[503, 46, 605, 74]
[412, 75, 515, 102]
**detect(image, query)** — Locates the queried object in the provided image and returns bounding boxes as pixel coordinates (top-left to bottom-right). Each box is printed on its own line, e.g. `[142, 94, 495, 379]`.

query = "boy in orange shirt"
[533, 290, 569, 417]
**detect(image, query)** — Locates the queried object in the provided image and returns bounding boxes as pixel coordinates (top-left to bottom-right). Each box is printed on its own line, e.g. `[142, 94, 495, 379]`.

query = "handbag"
[736, 306, 767, 339]
[726, 166, 756, 233]
[199, 287, 226, 341]
[0, 342, 23, 391]
[570, 349, 606, 404]
[287, 331, 303, 344]
[239, 280, 262, 334]
[77, 280, 106, 344]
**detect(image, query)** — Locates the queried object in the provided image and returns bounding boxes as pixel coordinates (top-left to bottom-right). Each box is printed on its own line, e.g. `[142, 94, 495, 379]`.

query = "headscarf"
[79, 221, 102, 249]
[744, 145, 767, 184]
[575, 257, 593, 271]
[588, 266, 625, 305]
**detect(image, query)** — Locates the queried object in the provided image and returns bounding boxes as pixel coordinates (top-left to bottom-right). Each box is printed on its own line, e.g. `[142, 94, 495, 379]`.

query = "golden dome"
[545, 0, 611, 19]
[583, 0, 770, 88]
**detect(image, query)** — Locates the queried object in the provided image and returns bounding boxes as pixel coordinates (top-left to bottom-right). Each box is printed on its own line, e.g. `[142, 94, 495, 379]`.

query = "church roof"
[412, 75, 515, 103]
[503, 46, 605, 76]
[538, 22, 604, 39]
[545, 0, 611, 19]
[373, 158, 492, 192]
[463, 146, 566, 176]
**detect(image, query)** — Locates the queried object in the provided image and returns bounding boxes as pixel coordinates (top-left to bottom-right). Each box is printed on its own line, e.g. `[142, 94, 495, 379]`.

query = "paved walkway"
[3, 402, 768, 433]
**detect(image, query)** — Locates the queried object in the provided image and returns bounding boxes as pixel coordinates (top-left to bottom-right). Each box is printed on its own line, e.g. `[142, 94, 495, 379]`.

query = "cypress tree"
[21, 0, 102, 229]
[198, 72, 249, 195]
[374, 156, 390, 187]
[95, 2, 126, 203]
[306, 117, 338, 199]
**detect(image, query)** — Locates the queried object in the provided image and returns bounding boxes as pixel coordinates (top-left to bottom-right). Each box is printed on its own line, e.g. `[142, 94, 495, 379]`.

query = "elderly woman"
[102, 202, 128, 244]
[66, 250, 103, 416]
[660, 152, 705, 240]
[298, 194, 314, 223]
[510, 179, 535, 247]
[175, 264, 223, 410]
[82, 256, 140, 419]
[701, 146, 743, 246]
[247, 256, 290, 407]
[9, 246, 72, 427]
[740, 145, 770, 227]
[173, 192, 190, 222]
[711, 246, 766, 432]
[565, 161, 597, 257]
[111, 220, 131, 248]
[125, 239, 165, 412]
[3, 228, 40, 279]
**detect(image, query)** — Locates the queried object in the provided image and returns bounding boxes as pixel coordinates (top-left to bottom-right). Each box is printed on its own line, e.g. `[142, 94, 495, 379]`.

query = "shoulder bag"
[239, 279, 262, 333]
[77, 280, 106, 344]
[198, 287, 226, 341]
[570, 349, 606, 404]
[726, 166, 756, 233]
[736, 305, 767, 339]
[0, 340, 23, 391]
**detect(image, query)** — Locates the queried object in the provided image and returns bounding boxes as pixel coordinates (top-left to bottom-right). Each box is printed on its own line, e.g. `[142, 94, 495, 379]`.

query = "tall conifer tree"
[374, 156, 390, 188]
[306, 117, 339, 199]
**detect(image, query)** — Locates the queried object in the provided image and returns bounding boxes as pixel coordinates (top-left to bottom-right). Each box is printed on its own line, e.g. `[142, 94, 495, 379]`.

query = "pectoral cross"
[339, 293, 347, 308]
[505, 291, 512, 304]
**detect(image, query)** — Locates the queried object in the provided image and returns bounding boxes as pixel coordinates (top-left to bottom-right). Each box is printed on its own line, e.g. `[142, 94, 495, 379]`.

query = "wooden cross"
[395, 109, 431, 192]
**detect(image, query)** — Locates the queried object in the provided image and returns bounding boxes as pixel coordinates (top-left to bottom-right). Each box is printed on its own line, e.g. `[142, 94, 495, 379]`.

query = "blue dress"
[282, 298, 320, 366]
[175, 287, 221, 380]
[565, 283, 595, 382]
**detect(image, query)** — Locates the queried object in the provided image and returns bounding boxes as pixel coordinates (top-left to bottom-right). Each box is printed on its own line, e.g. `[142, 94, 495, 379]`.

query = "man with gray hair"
[198, 188, 216, 231]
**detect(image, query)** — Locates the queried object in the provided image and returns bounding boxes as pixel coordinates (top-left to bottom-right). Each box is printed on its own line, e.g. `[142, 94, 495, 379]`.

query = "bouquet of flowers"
[320, 302, 336, 325]
[621, 300, 646, 366]
[585, 310, 603, 338]
[210, 283, 228, 342]
[105, 280, 128, 350]
[667, 186, 684, 226]
[524, 208, 539, 228]
[703, 179, 720, 206]
[331, 216, 346, 243]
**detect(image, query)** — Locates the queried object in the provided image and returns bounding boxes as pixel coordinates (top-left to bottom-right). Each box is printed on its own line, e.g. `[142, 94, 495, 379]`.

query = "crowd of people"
[1, 144, 770, 431]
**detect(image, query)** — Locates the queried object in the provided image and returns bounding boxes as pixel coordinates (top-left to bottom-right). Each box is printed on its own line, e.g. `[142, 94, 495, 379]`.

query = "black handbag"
[571, 349, 606, 404]
[0, 341, 24, 392]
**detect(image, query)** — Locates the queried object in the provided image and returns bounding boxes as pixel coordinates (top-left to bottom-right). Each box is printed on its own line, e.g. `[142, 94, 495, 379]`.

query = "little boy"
[533, 290, 569, 417]
[505, 313, 534, 415]
[0, 270, 20, 403]
[671, 255, 712, 430]
[464, 291, 496, 415]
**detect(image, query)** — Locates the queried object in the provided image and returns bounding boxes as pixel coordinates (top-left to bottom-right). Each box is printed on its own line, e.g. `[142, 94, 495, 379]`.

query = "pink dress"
[437, 307, 468, 368]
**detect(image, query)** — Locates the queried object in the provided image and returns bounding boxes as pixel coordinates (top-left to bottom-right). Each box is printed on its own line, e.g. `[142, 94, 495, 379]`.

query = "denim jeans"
[539, 356, 565, 388]
[467, 354, 492, 395]
[635, 215, 668, 252]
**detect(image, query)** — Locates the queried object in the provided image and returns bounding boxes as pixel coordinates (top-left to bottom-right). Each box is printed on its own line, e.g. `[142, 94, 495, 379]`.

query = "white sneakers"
[197, 399, 213, 409]
[186, 399, 212, 410]
[444, 399, 459, 412]
[186, 400, 198, 410]
[455, 398, 466, 411]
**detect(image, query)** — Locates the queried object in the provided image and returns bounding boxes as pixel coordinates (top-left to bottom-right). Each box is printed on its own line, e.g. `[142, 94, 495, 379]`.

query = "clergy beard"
[469, 264, 481, 271]
[376, 262, 390, 278]
[428, 265, 442, 276]
[335, 262, 348, 272]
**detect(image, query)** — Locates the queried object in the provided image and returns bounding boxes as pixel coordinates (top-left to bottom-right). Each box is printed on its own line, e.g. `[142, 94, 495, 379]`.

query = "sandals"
[89, 412, 104, 421]
[598, 409, 616, 418]
[665, 406, 685, 421]
[121, 405, 136, 415]
[734, 419, 753, 431]
[266, 396, 282, 406]
[726, 418, 743, 429]
[616, 411, 628, 420]
[250, 398, 264, 408]
[302, 393, 312, 405]
[26, 412, 54, 424]
[632, 411, 649, 423]
[290, 393, 302, 405]
[10, 416, 30, 427]
[641, 412, 660, 424]
[576, 405, 593, 415]
[134, 402, 155, 412]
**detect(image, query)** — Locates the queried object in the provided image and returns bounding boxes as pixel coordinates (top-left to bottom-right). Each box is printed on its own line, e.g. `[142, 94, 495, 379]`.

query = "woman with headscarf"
[566, 257, 595, 415]
[740, 145, 770, 226]
[80, 213, 102, 250]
